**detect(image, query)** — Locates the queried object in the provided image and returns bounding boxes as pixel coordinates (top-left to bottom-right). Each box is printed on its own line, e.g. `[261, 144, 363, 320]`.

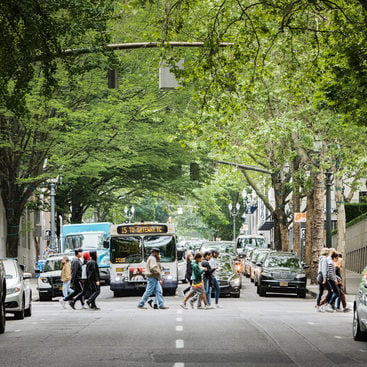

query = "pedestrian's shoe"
[215, 304, 223, 309]
[335, 308, 343, 312]
[81, 304, 88, 309]
[137, 305, 147, 309]
[92, 307, 101, 311]
[159, 306, 169, 309]
[147, 299, 153, 308]
[59, 299, 66, 309]
[197, 305, 203, 309]
[324, 304, 335, 312]
[69, 301, 76, 310]
[343, 307, 351, 312]
[315, 306, 325, 313]
[153, 304, 158, 309]
[204, 305, 214, 309]
[180, 303, 188, 310]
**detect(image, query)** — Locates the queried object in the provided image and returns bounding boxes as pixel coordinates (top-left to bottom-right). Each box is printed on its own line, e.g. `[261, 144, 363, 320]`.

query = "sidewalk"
[306, 269, 361, 304]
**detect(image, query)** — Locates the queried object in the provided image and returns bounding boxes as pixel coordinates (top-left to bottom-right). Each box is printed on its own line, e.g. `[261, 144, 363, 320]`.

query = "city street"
[1, 277, 366, 367]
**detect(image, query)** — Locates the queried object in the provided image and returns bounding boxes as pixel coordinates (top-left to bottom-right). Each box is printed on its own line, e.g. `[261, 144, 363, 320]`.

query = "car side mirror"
[177, 250, 184, 261]
[34, 269, 41, 274]
[103, 240, 109, 249]
[23, 272, 32, 280]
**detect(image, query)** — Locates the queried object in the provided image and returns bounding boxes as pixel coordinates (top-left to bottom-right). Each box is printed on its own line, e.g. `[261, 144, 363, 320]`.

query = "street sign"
[294, 212, 307, 223]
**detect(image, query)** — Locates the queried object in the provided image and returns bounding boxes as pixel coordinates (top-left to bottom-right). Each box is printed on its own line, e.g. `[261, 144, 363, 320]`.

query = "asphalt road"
[1, 277, 366, 367]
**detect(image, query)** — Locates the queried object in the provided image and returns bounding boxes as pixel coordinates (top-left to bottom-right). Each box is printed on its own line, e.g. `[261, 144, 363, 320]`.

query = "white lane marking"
[173, 363, 184, 367]
[176, 339, 184, 349]
[308, 322, 316, 325]
[176, 317, 183, 322]
[14, 330, 21, 333]
[176, 325, 183, 331]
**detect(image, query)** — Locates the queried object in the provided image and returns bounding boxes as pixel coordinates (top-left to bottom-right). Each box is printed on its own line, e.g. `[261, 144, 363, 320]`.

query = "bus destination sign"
[117, 224, 168, 235]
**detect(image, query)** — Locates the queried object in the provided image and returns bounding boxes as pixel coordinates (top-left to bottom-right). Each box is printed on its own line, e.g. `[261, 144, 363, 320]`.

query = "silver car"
[2, 259, 32, 319]
[353, 266, 367, 341]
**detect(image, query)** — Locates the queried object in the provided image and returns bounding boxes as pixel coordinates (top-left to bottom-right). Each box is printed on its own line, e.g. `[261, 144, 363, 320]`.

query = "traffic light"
[107, 69, 118, 89]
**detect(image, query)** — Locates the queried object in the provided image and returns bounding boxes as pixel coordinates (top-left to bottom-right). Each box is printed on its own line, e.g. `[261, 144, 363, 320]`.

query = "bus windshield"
[110, 236, 142, 263]
[143, 235, 176, 262]
[64, 232, 106, 251]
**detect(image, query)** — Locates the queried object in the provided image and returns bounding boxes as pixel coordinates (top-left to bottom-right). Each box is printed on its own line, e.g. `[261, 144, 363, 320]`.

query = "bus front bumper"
[110, 278, 177, 292]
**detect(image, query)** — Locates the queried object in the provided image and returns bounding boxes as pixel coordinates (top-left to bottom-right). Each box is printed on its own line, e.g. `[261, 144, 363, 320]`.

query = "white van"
[236, 235, 268, 256]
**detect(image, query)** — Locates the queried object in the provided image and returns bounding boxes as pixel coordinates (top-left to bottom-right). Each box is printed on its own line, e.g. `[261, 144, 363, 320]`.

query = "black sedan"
[257, 252, 308, 298]
[213, 255, 241, 298]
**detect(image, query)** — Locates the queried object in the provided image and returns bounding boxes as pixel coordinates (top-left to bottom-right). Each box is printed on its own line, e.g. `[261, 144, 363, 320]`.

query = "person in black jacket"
[63, 248, 85, 309]
[86, 251, 100, 310]
[201, 251, 215, 307]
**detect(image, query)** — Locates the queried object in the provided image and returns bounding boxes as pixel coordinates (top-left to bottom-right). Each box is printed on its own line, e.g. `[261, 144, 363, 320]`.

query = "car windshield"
[110, 237, 142, 263]
[143, 235, 176, 262]
[3, 260, 17, 279]
[216, 256, 233, 272]
[43, 259, 63, 272]
[266, 256, 301, 268]
[64, 232, 106, 251]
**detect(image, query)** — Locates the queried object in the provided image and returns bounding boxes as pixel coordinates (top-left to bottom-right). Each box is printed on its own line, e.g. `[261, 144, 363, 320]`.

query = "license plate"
[279, 281, 288, 286]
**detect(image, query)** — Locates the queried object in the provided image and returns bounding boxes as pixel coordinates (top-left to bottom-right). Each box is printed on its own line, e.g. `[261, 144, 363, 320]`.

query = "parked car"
[214, 254, 241, 298]
[200, 241, 244, 274]
[244, 248, 256, 278]
[0, 260, 6, 333]
[253, 249, 272, 286]
[353, 266, 367, 341]
[36, 254, 72, 301]
[249, 248, 272, 283]
[257, 252, 308, 298]
[2, 259, 32, 319]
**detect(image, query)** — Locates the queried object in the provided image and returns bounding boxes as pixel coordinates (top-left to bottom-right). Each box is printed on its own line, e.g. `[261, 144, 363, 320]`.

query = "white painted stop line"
[173, 363, 184, 367]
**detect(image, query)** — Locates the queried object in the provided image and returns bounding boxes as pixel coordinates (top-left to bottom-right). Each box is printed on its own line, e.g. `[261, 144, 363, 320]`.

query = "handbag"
[317, 272, 323, 284]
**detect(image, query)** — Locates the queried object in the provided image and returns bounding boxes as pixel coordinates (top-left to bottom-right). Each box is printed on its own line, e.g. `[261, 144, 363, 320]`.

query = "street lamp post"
[124, 206, 135, 223]
[325, 170, 333, 248]
[228, 203, 241, 241]
[47, 176, 61, 252]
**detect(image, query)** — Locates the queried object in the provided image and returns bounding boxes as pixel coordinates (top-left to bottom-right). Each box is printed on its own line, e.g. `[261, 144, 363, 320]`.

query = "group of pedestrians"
[180, 249, 221, 310]
[315, 247, 350, 313]
[59, 248, 101, 310]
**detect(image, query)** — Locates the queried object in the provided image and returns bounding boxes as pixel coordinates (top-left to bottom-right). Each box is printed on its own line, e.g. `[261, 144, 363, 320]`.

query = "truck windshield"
[64, 232, 106, 251]
[110, 236, 142, 263]
[143, 235, 176, 262]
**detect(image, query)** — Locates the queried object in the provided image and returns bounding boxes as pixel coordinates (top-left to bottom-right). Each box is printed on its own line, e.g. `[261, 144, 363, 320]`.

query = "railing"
[346, 245, 367, 274]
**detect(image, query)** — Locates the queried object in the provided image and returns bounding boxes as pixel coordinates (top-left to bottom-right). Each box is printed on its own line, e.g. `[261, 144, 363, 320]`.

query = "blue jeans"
[204, 278, 212, 306]
[62, 280, 72, 298]
[138, 278, 164, 308]
[211, 277, 220, 304]
[325, 280, 340, 306]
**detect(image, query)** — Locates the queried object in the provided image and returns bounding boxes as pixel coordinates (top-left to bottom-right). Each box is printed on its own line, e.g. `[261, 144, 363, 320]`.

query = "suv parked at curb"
[0, 260, 6, 333]
[36, 254, 72, 301]
[353, 266, 367, 341]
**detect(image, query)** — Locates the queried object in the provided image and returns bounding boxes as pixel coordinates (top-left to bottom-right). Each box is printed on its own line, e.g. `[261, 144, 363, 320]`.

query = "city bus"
[61, 222, 111, 283]
[109, 222, 179, 297]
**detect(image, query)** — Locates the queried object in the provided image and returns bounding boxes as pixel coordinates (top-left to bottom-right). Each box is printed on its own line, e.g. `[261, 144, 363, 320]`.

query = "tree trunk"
[292, 186, 301, 256]
[309, 172, 325, 284]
